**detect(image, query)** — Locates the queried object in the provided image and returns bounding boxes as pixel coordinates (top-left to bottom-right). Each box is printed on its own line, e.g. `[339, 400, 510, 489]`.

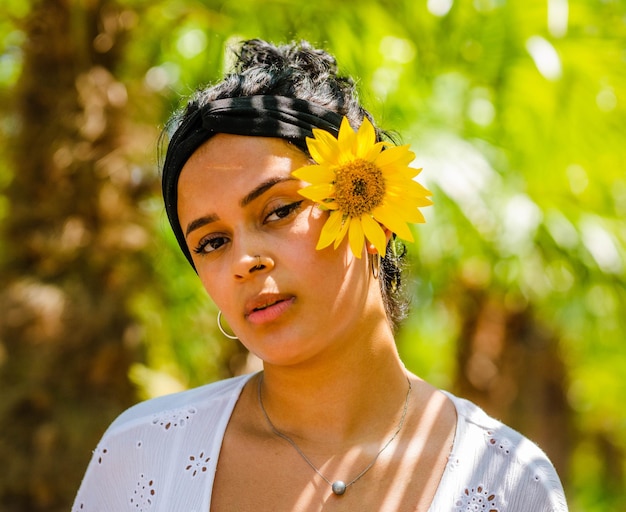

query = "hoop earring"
[217, 311, 238, 340]
[370, 253, 381, 280]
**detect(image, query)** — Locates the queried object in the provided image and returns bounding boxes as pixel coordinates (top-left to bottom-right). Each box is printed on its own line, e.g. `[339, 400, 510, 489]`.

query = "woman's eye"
[265, 201, 304, 223]
[193, 235, 229, 255]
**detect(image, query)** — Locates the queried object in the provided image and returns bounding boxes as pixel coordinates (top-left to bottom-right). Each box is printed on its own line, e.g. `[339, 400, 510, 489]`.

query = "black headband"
[162, 95, 344, 268]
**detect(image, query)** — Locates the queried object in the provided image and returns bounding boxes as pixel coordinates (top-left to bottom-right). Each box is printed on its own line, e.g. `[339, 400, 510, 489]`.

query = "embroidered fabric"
[454, 485, 499, 512]
[72, 375, 568, 512]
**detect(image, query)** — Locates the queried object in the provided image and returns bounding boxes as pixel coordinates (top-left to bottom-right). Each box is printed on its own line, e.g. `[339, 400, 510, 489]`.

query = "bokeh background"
[0, 0, 624, 510]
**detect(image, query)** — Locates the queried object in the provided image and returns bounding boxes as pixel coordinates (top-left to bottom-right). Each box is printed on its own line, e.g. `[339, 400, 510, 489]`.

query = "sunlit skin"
[177, 134, 457, 511]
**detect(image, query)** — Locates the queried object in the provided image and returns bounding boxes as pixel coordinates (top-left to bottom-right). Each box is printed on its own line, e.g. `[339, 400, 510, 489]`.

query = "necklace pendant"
[258, 375, 412, 500]
[331, 480, 347, 495]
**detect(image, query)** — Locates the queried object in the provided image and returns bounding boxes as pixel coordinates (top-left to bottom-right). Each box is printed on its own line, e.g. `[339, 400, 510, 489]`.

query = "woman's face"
[177, 134, 385, 367]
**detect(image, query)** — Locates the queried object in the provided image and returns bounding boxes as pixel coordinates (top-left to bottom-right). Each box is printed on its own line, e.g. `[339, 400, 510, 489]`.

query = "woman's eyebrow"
[240, 176, 297, 207]
[185, 176, 299, 238]
[185, 213, 219, 237]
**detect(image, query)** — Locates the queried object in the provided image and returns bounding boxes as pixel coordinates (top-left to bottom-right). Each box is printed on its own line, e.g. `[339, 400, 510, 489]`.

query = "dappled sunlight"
[377, 388, 457, 511]
[285, 387, 456, 512]
[526, 36, 562, 81]
[418, 132, 500, 240]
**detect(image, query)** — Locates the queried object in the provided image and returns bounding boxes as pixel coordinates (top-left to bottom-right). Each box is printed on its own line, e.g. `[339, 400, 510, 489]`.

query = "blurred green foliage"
[1, 0, 625, 509]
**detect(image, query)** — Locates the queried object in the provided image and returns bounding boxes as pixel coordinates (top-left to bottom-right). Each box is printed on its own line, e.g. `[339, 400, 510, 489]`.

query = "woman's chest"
[210, 415, 455, 512]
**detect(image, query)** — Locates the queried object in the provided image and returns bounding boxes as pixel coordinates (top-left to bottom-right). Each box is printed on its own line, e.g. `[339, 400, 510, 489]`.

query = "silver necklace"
[257, 374, 412, 496]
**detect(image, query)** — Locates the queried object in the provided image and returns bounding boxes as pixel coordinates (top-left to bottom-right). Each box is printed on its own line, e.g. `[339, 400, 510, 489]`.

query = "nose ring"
[254, 255, 262, 270]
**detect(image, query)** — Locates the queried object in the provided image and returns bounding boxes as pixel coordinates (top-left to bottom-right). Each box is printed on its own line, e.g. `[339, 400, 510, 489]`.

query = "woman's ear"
[365, 227, 392, 255]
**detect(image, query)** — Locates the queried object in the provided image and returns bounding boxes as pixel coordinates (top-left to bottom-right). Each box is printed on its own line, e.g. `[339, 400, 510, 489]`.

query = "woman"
[73, 39, 567, 511]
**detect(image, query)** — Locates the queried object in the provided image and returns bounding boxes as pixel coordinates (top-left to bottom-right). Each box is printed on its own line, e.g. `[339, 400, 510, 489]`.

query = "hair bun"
[236, 39, 338, 83]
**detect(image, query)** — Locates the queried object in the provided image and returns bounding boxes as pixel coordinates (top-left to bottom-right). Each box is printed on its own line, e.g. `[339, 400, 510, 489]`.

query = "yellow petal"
[348, 217, 365, 258]
[298, 183, 334, 202]
[374, 144, 415, 169]
[333, 215, 350, 249]
[361, 214, 387, 256]
[337, 117, 357, 161]
[384, 173, 428, 189]
[363, 141, 385, 162]
[386, 181, 433, 204]
[307, 130, 341, 165]
[316, 211, 344, 250]
[354, 117, 376, 157]
[292, 164, 335, 184]
[383, 193, 431, 209]
[372, 205, 415, 241]
[398, 179, 432, 199]
[402, 166, 424, 180]
[383, 195, 430, 222]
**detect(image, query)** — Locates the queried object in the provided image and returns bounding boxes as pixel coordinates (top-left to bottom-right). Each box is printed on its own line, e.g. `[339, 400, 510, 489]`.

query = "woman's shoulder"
[105, 373, 254, 434]
[72, 374, 255, 512]
[436, 391, 568, 511]
[444, 391, 555, 467]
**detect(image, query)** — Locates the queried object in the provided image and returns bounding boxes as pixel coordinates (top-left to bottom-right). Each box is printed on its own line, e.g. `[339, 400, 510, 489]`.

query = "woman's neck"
[257, 331, 411, 446]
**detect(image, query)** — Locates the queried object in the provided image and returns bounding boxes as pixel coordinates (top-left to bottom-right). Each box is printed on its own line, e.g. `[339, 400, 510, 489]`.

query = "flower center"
[333, 159, 386, 217]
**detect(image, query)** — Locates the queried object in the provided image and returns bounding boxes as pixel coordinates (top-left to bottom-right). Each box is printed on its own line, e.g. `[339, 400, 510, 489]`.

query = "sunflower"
[292, 116, 433, 258]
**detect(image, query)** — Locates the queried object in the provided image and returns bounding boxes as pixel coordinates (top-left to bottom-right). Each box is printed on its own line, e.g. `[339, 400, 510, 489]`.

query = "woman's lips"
[245, 295, 295, 325]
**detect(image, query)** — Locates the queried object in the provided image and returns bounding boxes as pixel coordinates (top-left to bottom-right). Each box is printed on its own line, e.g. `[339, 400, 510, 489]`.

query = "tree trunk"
[0, 1, 153, 510]
[455, 289, 573, 482]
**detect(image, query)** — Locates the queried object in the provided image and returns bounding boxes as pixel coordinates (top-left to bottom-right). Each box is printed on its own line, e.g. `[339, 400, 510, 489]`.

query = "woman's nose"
[233, 253, 274, 280]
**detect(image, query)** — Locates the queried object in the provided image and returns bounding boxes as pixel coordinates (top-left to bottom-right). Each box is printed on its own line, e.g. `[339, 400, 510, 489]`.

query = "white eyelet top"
[72, 374, 568, 511]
